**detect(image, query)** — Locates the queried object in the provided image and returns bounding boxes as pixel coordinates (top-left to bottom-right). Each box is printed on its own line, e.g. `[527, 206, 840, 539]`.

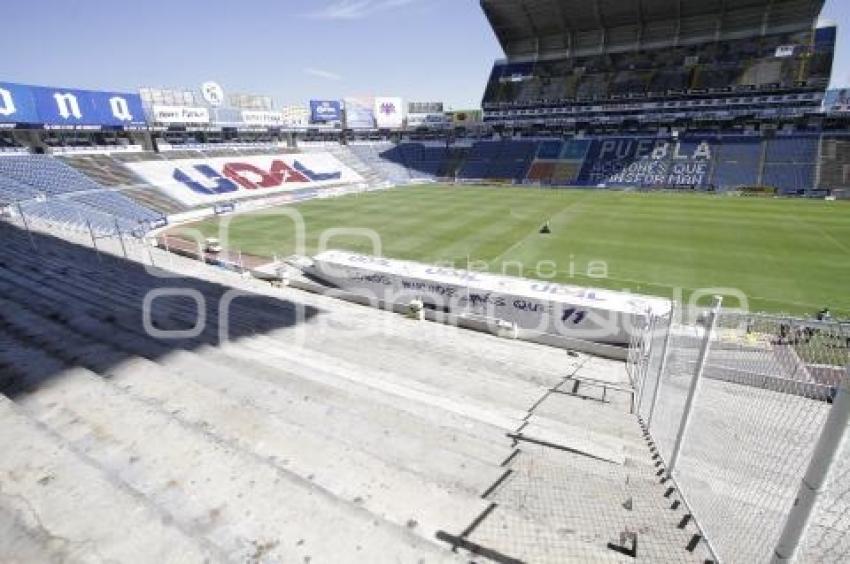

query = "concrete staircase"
[0, 221, 715, 562]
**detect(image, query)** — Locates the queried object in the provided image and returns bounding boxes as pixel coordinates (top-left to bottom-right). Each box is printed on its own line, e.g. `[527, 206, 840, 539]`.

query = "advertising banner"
[343, 97, 374, 129]
[241, 110, 284, 127]
[124, 153, 363, 206]
[0, 82, 39, 124]
[408, 101, 443, 114]
[309, 100, 343, 123]
[151, 104, 210, 125]
[209, 107, 244, 127]
[0, 81, 145, 126]
[374, 97, 403, 129]
[407, 113, 449, 128]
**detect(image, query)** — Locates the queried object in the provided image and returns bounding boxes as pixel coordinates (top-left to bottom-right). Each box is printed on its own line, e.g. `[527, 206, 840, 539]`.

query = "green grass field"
[180, 185, 850, 317]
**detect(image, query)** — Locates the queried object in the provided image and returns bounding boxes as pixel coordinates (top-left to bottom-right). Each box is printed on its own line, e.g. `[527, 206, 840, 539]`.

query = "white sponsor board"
[241, 110, 284, 127]
[306, 251, 672, 345]
[125, 153, 362, 207]
[374, 97, 404, 129]
[407, 112, 449, 128]
[151, 104, 210, 124]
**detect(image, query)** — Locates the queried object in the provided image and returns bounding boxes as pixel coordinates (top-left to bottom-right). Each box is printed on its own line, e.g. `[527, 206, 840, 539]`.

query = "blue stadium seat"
[349, 144, 411, 184]
[0, 155, 164, 231]
[536, 141, 563, 160]
[0, 155, 105, 196]
[764, 137, 818, 164]
[762, 164, 816, 192]
[0, 174, 40, 204]
[712, 161, 761, 188]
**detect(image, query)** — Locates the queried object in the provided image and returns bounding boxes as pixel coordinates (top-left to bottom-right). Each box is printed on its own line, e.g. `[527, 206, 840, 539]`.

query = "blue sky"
[0, 0, 848, 110]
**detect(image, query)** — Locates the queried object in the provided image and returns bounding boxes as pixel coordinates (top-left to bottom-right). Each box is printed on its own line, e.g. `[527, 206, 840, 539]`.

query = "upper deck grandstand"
[480, 0, 834, 124]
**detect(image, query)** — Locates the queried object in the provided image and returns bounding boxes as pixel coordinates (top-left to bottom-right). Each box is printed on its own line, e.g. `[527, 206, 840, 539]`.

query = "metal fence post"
[146, 238, 156, 267]
[647, 304, 676, 428]
[114, 218, 128, 259]
[667, 296, 723, 475]
[772, 370, 850, 563]
[634, 312, 658, 412]
[87, 220, 101, 262]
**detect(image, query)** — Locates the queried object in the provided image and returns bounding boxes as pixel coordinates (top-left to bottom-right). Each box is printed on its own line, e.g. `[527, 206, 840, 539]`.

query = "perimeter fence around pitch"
[629, 302, 850, 563]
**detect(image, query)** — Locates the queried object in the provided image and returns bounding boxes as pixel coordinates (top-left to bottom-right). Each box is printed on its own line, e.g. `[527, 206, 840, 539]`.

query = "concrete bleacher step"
[485, 440, 713, 563]
[0, 374, 220, 563]
[0, 258, 516, 480]
[0, 339, 462, 562]
[0, 222, 718, 562]
[0, 280, 507, 498]
[0, 302, 495, 545]
[0, 264, 528, 552]
[460, 503, 631, 564]
[0, 238, 552, 440]
[189, 346, 510, 484]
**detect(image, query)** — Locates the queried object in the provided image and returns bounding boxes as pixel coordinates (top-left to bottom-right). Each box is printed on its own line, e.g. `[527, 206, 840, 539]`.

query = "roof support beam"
[480, 0, 827, 60]
[519, 0, 542, 59]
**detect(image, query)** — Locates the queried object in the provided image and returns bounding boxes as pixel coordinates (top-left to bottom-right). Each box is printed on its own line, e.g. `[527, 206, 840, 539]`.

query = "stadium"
[0, 0, 848, 562]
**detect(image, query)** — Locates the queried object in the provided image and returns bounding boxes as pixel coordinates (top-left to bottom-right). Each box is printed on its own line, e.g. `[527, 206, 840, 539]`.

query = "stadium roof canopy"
[481, 0, 826, 59]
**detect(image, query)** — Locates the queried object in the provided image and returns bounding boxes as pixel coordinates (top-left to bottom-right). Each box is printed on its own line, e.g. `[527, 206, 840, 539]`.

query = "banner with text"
[577, 137, 715, 188]
[0, 81, 145, 127]
[241, 110, 284, 127]
[309, 100, 343, 123]
[124, 153, 363, 206]
[150, 104, 210, 125]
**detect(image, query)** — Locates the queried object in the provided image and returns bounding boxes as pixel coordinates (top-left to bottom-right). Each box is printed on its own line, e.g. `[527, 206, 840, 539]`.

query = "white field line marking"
[487, 194, 593, 269]
[787, 213, 850, 257]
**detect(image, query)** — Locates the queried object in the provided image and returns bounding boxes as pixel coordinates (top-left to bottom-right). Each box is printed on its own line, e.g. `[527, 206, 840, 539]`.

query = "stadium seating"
[481, 26, 833, 127]
[457, 141, 536, 181]
[765, 136, 819, 164]
[339, 135, 835, 193]
[398, 143, 448, 180]
[818, 137, 850, 189]
[0, 155, 166, 233]
[0, 174, 40, 205]
[0, 220, 714, 563]
[760, 136, 820, 193]
[486, 141, 537, 181]
[710, 137, 764, 189]
[69, 191, 163, 223]
[0, 155, 107, 197]
[348, 143, 411, 185]
[762, 164, 817, 193]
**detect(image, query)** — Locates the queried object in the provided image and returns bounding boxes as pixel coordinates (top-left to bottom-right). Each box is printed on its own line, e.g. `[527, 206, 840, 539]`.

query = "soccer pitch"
[183, 185, 850, 317]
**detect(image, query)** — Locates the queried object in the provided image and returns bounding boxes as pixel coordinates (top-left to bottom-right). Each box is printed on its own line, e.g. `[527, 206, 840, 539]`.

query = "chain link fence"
[634, 303, 850, 563]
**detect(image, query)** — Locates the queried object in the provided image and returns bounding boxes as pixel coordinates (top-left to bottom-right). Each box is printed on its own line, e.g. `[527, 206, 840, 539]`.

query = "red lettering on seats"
[223, 160, 309, 190]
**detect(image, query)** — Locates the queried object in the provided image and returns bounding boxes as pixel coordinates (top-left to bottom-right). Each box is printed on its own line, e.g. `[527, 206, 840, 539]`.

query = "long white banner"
[307, 251, 672, 345]
[125, 153, 363, 207]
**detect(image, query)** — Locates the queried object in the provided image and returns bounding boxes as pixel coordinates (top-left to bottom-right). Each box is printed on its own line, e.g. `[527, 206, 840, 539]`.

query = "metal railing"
[633, 300, 850, 563]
